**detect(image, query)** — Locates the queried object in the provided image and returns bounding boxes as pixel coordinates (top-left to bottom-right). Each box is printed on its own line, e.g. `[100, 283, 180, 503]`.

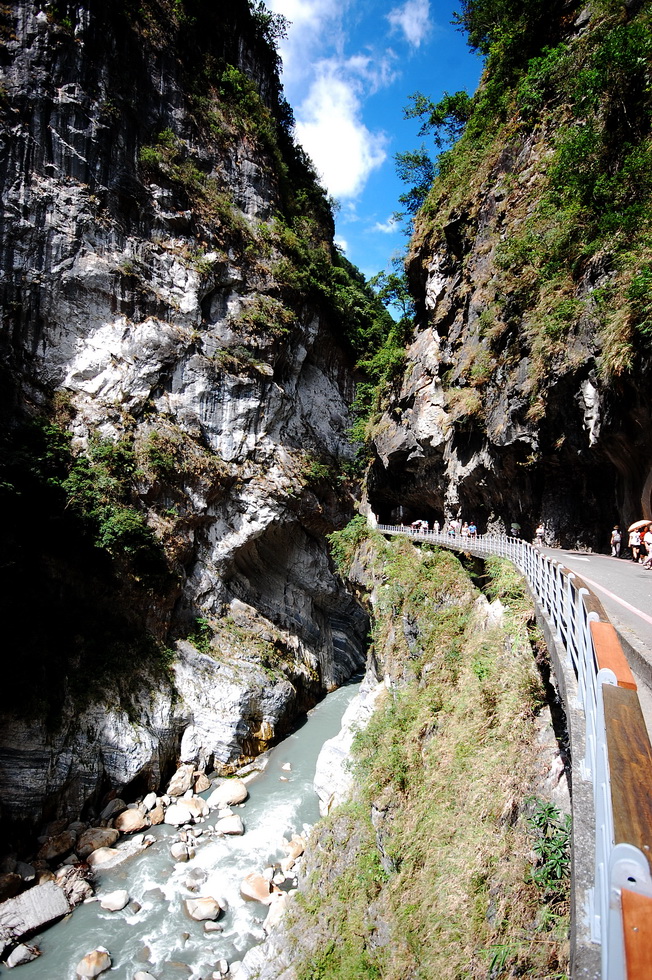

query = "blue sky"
[266, 0, 484, 279]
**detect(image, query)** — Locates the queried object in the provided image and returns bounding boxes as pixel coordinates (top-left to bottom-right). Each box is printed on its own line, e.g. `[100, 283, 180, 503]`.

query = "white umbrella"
[628, 520, 651, 532]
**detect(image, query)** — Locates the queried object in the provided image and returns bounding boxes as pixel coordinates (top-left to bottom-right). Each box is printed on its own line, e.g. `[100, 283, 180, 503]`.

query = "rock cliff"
[367, 0, 652, 548]
[0, 0, 369, 836]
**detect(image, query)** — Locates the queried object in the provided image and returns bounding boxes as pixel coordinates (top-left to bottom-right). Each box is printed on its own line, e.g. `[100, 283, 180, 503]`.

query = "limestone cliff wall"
[368, 1, 652, 548]
[0, 1, 367, 834]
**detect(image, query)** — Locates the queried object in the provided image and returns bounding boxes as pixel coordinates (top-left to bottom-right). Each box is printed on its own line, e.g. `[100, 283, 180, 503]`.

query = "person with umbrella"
[628, 520, 650, 562]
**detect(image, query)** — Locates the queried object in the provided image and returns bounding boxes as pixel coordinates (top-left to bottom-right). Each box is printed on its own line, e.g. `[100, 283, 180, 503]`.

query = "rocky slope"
[367, 0, 652, 548]
[0, 0, 370, 839]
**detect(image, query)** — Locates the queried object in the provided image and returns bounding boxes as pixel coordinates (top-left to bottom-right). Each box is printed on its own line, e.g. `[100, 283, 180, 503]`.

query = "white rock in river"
[164, 800, 205, 826]
[215, 813, 244, 835]
[75, 947, 111, 977]
[134, 973, 158, 980]
[99, 890, 130, 911]
[170, 842, 193, 862]
[185, 896, 224, 921]
[207, 779, 248, 808]
[5, 943, 40, 967]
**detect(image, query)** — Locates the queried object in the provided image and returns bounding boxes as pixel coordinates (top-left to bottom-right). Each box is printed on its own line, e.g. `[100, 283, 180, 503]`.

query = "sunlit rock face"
[368, 108, 652, 547]
[0, 1, 366, 832]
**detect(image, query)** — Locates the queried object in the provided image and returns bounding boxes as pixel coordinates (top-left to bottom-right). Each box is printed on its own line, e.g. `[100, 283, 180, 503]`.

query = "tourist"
[535, 523, 545, 547]
[468, 522, 477, 538]
[461, 522, 469, 537]
[629, 527, 642, 562]
[433, 520, 440, 534]
[642, 526, 652, 568]
[610, 525, 621, 558]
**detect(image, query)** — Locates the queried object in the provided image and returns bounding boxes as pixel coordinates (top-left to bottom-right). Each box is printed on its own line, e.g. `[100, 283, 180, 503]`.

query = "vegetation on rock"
[288, 530, 570, 979]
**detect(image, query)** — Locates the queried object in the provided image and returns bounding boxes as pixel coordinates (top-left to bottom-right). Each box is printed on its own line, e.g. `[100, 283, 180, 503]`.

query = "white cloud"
[335, 236, 349, 253]
[387, 0, 431, 48]
[372, 215, 400, 234]
[295, 63, 387, 199]
[265, 1, 391, 200]
[267, 0, 346, 88]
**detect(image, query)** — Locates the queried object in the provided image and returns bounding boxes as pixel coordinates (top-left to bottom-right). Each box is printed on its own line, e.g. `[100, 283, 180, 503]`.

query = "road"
[543, 546, 652, 734]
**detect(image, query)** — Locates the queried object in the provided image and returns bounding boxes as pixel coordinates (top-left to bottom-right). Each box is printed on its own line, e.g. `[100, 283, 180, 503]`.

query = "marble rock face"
[0, 1, 369, 833]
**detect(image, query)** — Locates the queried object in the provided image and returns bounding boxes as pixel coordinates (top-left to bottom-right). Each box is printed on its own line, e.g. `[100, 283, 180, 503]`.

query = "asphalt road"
[543, 546, 652, 734]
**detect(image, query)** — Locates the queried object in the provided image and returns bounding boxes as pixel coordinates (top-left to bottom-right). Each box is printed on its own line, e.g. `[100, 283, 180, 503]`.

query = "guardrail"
[376, 524, 652, 980]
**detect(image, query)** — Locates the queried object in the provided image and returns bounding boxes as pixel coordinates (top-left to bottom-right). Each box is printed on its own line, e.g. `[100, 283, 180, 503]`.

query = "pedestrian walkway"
[543, 547, 652, 739]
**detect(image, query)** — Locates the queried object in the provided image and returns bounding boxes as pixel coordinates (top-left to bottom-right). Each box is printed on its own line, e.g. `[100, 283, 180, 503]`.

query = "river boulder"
[0, 880, 71, 956]
[114, 810, 149, 834]
[5, 942, 40, 967]
[99, 890, 130, 911]
[240, 873, 281, 905]
[37, 829, 77, 863]
[167, 764, 195, 797]
[207, 779, 248, 808]
[75, 947, 111, 977]
[193, 771, 211, 793]
[76, 827, 120, 859]
[185, 896, 224, 921]
[215, 813, 245, 835]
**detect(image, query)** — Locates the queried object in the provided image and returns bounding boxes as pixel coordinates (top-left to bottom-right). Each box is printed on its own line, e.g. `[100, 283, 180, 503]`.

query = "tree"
[394, 147, 436, 215]
[404, 90, 474, 147]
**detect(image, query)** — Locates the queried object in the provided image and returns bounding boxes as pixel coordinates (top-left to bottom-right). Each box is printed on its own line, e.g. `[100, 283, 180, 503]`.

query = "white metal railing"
[376, 523, 652, 980]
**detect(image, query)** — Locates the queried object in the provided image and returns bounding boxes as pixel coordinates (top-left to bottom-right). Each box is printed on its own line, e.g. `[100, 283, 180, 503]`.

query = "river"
[18, 677, 362, 980]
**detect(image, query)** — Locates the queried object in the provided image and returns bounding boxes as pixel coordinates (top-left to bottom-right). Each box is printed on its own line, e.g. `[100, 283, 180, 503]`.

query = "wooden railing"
[376, 524, 652, 980]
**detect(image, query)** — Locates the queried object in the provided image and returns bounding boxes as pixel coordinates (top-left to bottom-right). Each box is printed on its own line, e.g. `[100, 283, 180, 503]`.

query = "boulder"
[5, 942, 41, 967]
[284, 835, 306, 860]
[77, 828, 120, 859]
[114, 810, 149, 834]
[55, 866, 94, 906]
[37, 830, 77, 863]
[164, 798, 206, 825]
[0, 881, 71, 952]
[170, 842, 192, 862]
[141, 792, 157, 812]
[185, 896, 223, 921]
[86, 847, 129, 870]
[167, 764, 195, 797]
[207, 779, 248, 808]
[0, 873, 23, 902]
[215, 814, 244, 836]
[193, 771, 211, 793]
[148, 804, 165, 826]
[204, 920, 223, 933]
[264, 893, 289, 932]
[76, 947, 111, 977]
[134, 973, 158, 980]
[99, 799, 127, 821]
[99, 890, 130, 911]
[240, 873, 281, 906]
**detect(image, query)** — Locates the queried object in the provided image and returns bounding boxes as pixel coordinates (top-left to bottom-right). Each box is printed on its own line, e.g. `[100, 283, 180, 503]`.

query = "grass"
[285, 538, 570, 979]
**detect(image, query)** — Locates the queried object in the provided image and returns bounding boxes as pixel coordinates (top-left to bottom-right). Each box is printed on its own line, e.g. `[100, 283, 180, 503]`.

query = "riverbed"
[17, 677, 362, 980]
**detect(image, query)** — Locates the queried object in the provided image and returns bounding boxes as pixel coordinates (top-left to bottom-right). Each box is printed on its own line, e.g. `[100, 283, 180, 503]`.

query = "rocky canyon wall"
[0, 0, 368, 836]
[367, 0, 652, 549]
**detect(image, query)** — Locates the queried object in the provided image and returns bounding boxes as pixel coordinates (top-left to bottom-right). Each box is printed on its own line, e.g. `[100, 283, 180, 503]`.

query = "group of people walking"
[610, 522, 652, 567]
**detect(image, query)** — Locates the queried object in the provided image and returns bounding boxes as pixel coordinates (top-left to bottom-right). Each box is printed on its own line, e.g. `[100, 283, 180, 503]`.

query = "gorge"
[0, 0, 651, 977]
